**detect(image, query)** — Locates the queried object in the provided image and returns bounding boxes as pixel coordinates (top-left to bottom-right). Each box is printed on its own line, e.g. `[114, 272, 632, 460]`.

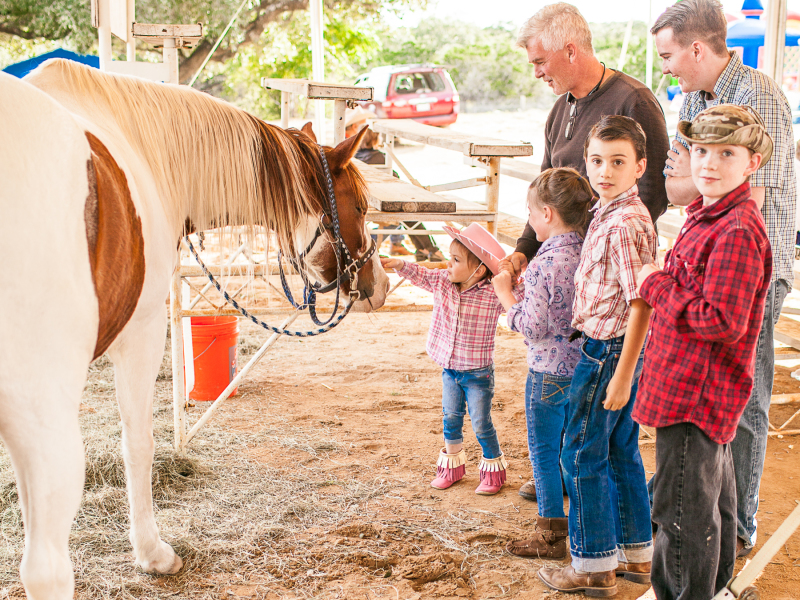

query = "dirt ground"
[179, 301, 800, 599]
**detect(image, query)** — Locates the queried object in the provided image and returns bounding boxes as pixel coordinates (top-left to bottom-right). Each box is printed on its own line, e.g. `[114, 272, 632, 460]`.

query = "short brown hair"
[528, 168, 594, 237]
[651, 0, 728, 57]
[583, 115, 647, 162]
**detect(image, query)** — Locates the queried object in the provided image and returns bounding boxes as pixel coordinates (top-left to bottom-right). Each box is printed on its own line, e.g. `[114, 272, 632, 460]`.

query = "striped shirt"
[397, 262, 523, 371]
[676, 51, 796, 286]
[572, 185, 658, 340]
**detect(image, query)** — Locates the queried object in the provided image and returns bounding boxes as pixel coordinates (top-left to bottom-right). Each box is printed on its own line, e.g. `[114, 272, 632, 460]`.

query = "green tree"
[0, 0, 424, 82]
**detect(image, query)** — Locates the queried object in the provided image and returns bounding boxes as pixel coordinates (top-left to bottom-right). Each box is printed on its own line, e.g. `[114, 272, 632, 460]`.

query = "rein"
[184, 143, 376, 337]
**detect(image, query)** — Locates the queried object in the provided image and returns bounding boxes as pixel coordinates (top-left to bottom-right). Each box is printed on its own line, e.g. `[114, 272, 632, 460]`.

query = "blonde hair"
[516, 3, 594, 54]
[27, 58, 317, 256]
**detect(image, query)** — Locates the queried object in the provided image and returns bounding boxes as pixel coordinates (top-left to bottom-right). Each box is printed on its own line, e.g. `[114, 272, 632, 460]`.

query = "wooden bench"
[371, 119, 533, 236]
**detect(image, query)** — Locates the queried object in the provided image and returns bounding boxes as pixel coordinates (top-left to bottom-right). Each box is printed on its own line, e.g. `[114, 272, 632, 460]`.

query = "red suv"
[354, 65, 460, 126]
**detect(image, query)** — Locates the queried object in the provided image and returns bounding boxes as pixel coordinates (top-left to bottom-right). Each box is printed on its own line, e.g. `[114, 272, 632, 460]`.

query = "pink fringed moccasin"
[430, 448, 466, 489]
[475, 453, 508, 495]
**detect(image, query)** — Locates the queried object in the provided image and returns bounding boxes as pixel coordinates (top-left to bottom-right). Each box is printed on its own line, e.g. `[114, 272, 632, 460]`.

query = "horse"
[0, 58, 389, 600]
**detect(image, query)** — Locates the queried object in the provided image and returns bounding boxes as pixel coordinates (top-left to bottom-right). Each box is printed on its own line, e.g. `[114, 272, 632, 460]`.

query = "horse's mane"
[29, 59, 319, 254]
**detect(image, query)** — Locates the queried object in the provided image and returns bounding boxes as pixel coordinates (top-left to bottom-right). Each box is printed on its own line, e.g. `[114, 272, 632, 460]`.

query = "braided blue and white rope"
[184, 236, 354, 337]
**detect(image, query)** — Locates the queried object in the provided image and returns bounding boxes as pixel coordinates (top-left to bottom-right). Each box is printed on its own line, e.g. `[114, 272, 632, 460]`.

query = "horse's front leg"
[108, 307, 182, 575]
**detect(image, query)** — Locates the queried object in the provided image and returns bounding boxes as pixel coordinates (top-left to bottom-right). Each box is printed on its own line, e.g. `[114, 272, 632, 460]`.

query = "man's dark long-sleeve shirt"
[516, 70, 670, 260]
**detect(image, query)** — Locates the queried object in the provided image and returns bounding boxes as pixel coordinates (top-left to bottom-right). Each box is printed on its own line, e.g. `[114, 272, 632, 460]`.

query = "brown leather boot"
[518, 478, 537, 501]
[615, 560, 651, 584]
[538, 564, 617, 597]
[506, 516, 568, 559]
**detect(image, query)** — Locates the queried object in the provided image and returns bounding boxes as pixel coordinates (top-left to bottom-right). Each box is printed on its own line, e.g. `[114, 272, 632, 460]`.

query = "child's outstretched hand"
[380, 256, 404, 271]
[492, 270, 514, 293]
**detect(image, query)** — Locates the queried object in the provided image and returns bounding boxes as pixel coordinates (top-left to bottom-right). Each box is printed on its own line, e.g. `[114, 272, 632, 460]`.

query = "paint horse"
[0, 59, 389, 600]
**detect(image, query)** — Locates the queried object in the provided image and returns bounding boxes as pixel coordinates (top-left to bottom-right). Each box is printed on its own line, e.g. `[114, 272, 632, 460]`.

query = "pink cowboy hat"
[442, 223, 506, 275]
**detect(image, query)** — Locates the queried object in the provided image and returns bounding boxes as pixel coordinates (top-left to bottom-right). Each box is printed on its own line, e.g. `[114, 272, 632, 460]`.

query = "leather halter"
[278, 144, 376, 322]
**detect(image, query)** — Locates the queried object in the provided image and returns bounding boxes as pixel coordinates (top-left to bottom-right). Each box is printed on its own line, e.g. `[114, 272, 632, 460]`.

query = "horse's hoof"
[136, 542, 183, 575]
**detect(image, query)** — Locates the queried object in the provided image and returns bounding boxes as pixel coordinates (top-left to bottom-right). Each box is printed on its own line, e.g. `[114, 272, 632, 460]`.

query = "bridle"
[184, 141, 376, 337]
[278, 144, 377, 326]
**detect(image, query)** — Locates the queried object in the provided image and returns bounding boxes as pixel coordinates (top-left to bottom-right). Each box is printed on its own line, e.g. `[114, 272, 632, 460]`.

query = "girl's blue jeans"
[561, 335, 653, 572]
[525, 370, 571, 518]
[442, 366, 501, 459]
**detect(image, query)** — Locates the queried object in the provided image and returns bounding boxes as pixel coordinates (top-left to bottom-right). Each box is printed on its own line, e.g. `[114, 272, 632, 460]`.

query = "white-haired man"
[503, 5, 668, 595]
[503, 3, 669, 279]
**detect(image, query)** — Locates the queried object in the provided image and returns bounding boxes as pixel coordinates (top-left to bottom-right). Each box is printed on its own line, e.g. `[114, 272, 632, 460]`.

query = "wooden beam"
[260, 78, 373, 101]
[464, 155, 541, 182]
[426, 177, 486, 193]
[131, 22, 203, 47]
[496, 212, 527, 247]
[655, 211, 686, 240]
[372, 119, 532, 157]
[775, 316, 800, 351]
[771, 394, 800, 405]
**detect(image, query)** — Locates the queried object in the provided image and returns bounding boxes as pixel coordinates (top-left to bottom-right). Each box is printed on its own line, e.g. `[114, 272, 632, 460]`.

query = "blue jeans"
[731, 279, 788, 548]
[561, 335, 653, 572]
[442, 366, 501, 459]
[526, 370, 571, 518]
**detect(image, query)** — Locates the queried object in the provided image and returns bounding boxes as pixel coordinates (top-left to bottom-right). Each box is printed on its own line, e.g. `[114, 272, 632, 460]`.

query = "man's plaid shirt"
[397, 262, 523, 371]
[572, 185, 658, 340]
[675, 51, 796, 286]
[633, 183, 772, 444]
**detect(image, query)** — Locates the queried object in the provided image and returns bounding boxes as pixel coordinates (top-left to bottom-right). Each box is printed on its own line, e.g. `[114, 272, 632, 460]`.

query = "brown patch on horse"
[84, 132, 145, 359]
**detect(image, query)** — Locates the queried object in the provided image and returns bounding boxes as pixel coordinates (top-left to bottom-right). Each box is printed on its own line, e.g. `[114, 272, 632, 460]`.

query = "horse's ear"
[301, 122, 316, 143]
[329, 125, 369, 171]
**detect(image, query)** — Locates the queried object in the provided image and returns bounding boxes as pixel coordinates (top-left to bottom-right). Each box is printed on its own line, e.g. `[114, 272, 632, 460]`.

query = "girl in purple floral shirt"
[494, 168, 593, 559]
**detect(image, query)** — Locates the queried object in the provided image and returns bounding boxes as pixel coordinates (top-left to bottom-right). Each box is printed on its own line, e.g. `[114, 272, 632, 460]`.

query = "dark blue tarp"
[2, 49, 99, 79]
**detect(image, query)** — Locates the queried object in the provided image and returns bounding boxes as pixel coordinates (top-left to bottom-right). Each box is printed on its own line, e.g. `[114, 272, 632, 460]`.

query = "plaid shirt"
[397, 262, 523, 370]
[572, 185, 658, 340]
[676, 51, 796, 286]
[633, 183, 772, 444]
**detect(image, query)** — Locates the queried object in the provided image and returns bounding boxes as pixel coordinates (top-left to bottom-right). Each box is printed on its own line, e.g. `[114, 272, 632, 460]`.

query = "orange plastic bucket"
[189, 316, 239, 401]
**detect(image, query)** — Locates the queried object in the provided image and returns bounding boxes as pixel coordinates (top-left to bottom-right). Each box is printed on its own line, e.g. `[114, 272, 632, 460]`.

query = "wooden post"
[126, 0, 135, 61]
[384, 135, 394, 172]
[280, 91, 290, 129]
[97, 0, 112, 70]
[484, 157, 501, 235]
[333, 98, 346, 145]
[184, 311, 301, 447]
[162, 37, 179, 84]
[170, 267, 187, 451]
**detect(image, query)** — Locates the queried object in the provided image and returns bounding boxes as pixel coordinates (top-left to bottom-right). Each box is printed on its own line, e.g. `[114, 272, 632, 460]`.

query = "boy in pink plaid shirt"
[381, 224, 522, 495]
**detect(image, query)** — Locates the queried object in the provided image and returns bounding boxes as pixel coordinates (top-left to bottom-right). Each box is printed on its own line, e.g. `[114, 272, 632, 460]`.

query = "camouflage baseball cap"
[677, 104, 773, 167]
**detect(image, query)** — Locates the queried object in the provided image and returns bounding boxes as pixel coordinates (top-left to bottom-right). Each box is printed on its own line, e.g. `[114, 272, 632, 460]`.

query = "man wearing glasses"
[502, 3, 669, 277]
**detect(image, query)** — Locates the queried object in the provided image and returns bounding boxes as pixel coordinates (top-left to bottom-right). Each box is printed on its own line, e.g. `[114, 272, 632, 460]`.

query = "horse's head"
[289, 123, 389, 312]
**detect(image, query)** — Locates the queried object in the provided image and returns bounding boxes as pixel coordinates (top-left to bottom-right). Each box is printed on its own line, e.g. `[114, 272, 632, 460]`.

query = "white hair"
[516, 2, 594, 54]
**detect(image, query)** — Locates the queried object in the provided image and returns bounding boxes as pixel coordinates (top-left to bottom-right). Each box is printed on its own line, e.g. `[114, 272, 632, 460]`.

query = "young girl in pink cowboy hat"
[381, 224, 522, 495]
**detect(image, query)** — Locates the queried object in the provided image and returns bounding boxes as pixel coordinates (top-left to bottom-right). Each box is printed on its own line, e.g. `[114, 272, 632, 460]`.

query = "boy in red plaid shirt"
[633, 105, 773, 600]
